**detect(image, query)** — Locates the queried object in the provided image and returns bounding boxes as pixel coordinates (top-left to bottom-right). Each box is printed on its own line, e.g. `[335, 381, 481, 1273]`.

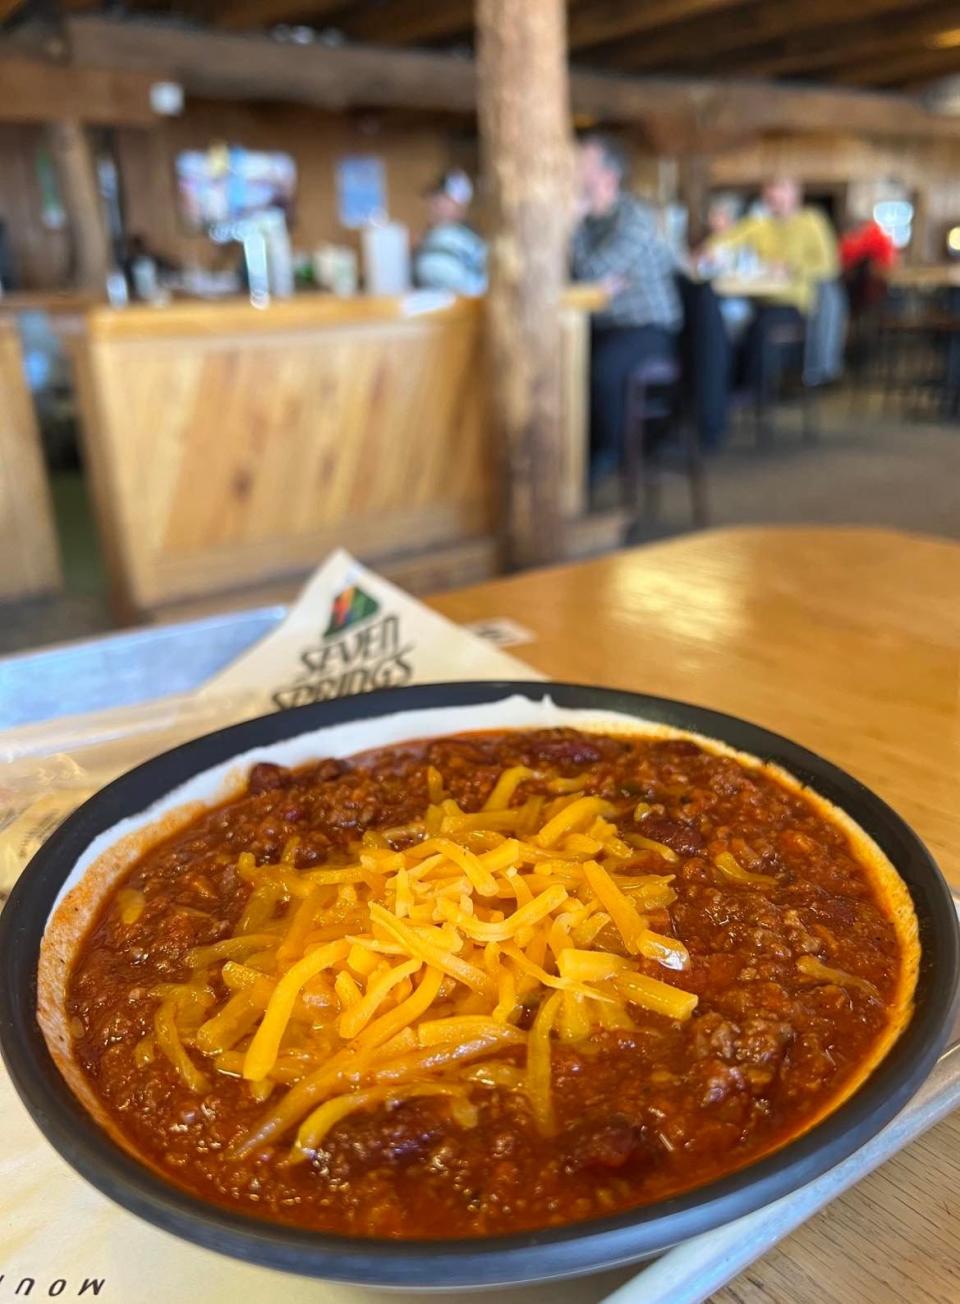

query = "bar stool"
[620, 356, 708, 530]
[753, 317, 819, 448]
[878, 287, 960, 419]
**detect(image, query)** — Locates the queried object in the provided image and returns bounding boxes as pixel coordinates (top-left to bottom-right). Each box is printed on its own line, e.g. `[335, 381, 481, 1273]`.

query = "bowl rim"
[1, 679, 957, 1289]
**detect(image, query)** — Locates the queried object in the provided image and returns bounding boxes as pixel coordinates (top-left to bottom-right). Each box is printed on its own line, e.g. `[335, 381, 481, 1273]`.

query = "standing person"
[706, 177, 839, 391]
[412, 169, 487, 296]
[571, 134, 682, 480]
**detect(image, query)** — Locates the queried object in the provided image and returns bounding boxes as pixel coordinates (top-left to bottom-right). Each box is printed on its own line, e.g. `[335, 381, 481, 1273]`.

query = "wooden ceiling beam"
[0, 52, 158, 123]
[723, 2, 960, 78]
[335, 0, 475, 45]
[835, 44, 960, 87]
[569, 67, 960, 140]
[214, 0, 345, 32]
[834, 45, 960, 87]
[568, 0, 751, 51]
[588, 0, 934, 74]
[65, 15, 480, 110]
[55, 15, 960, 141]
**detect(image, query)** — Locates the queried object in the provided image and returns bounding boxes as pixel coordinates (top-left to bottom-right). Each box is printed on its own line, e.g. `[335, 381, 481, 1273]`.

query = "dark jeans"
[740, 304, 805, 396]
[676, 277, 731, 450]
[590, 323, 675, 474]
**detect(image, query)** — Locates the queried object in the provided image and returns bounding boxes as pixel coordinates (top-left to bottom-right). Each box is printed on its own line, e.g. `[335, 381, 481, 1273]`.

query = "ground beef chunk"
[247, 762, 293, 794]
[641, 815, 706, 856]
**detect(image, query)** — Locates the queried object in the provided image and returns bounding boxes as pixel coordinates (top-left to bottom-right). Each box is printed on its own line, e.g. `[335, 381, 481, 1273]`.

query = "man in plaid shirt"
[571, 135, 682, 478]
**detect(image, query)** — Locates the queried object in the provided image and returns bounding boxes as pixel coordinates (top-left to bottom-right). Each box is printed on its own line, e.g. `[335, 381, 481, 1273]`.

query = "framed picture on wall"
[175, 144, 297, 231]
[336, 155, 387, 228]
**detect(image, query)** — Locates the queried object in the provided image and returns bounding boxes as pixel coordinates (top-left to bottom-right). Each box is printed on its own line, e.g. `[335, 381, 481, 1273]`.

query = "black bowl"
[1, 681, 957, 1289]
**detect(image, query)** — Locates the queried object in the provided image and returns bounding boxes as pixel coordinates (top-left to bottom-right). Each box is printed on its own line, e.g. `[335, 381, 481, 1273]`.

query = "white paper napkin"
[198, 547, 542, 708]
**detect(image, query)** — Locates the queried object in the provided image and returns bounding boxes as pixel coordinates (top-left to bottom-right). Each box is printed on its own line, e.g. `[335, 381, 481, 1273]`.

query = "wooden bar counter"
[0, 318, 62, 602]
[68, 287, 602, 620]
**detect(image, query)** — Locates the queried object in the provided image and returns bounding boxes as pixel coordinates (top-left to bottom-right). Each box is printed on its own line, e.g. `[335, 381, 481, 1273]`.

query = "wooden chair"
[878, 301, 960, 420]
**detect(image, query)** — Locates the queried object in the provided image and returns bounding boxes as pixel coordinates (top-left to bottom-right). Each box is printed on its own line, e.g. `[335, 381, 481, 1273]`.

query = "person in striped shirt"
[413, 170, 487, 297]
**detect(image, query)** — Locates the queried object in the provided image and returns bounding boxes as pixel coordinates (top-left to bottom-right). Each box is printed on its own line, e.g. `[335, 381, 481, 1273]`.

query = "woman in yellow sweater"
[707, 177, 839, 394]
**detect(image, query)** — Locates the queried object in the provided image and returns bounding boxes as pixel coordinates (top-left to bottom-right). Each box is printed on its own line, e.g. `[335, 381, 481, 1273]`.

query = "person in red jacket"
[840, 218, 897, 313]
[840, 218, 897, 273]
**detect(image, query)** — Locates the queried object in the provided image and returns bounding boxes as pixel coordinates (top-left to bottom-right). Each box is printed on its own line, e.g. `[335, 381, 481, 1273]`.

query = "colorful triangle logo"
[323, 584, 380, 637]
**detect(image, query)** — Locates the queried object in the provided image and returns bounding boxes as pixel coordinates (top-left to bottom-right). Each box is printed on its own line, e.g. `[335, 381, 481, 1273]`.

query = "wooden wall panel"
[114, 100, 464, 273]
[0, 125, 71, 290]
[0, 319, 62, 600]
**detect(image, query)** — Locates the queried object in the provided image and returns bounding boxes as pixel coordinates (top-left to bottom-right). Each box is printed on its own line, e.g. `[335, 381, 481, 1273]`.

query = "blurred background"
[1, 0, 958, 654]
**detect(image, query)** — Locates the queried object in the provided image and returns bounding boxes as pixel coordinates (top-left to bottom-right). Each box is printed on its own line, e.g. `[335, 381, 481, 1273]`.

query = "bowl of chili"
[0, 681, 957, 1289]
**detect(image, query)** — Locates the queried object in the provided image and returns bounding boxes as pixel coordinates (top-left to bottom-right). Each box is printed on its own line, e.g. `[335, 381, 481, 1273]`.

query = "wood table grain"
[429, 524, 960, 1303]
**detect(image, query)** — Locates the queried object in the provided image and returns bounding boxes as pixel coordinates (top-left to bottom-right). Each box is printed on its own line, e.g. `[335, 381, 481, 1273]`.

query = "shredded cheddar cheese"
[151, 768, 699, 1155]
[713, 850, 776, 887]
[116, 887, 146, 926]
[797, 954, 880, 997]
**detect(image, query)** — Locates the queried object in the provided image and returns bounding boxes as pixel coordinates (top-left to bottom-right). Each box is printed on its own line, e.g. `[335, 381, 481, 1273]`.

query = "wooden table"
[709, 274, 792, 299]
[430, 524, 960, 1303]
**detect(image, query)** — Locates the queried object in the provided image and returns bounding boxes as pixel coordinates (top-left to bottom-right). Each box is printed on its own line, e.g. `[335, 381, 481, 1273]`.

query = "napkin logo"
[272, 592, 414, 708]
[323, 584, 379, 637]
[0, 1274, 106, 1297]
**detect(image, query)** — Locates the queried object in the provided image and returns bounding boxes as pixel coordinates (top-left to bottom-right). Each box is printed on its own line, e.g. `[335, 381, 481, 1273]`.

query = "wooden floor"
[2, 389, 958, 656]
[597, 389, 960, 543]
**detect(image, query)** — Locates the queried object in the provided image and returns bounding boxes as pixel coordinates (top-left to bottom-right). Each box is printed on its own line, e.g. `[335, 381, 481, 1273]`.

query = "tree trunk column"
[476, 0, 571, 571]
[677, 152, 710, 248]
[47, 119, 111, 293]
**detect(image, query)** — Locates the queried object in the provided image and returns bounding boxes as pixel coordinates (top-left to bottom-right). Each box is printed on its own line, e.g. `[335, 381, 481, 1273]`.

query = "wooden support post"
[47, 119, 111, 292]
[677, 153, 710, 248]
[912, 187, 932, 263]
[476, 0, 572, 571]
